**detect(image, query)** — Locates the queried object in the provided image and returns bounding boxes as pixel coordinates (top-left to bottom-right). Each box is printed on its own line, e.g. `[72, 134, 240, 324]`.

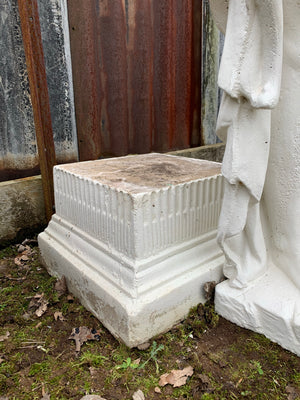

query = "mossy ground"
[0, 241, 299, 400]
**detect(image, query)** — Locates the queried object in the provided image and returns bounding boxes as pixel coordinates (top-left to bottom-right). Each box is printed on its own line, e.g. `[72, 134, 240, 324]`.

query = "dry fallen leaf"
[54, 276, 68, 297]
[67, 294, 74, 302]
[28, 293, 48, 317]
[159, 366, 194, 388]
[40, 393, 50, 400]
[36, 301, 48, 317]
[14, 255, 25, 266]
[154, 387, 162, 393]
[132, 389, 145, 400]
[89, 366, 98, 377]
[286, 385, 300, 400]
[137, 342, 151, 351]
[198, 374, 210, 385]
[41, 384, 51, 400]
[22, 238, 38, 246]
[14, 245, 33, 266]
[54, 311, 66, 321]
[69, 327, 101, 352]
[79, 396, 107, 400]
[203, 281, 217, 301]
[0, 332, 10, 342]
[17, 244, 26, 253]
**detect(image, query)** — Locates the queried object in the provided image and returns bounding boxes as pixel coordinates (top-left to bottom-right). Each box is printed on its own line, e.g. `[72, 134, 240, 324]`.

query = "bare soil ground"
[0, 240, 299, 400]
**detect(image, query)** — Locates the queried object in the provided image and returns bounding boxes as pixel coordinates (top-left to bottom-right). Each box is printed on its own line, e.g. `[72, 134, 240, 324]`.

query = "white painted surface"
[39, 154, 224, 346]
[210, 0, 300, 355]
[215, 264, 300, 356]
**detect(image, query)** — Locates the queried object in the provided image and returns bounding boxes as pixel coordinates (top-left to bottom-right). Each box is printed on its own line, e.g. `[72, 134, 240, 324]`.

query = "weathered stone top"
[56, 153, 221, 193]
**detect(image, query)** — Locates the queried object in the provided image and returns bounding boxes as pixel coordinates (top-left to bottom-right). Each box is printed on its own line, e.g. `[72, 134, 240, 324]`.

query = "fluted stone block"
[39, 153, 224, 346]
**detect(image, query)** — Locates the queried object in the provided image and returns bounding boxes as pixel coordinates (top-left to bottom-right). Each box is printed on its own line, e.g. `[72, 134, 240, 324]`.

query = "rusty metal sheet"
[67, 0, 102, 161]
[18, 0, 56, 221]
[191, 0, 203, 147]
[68, 0, 201, 160]
[129, 0, 153, 154]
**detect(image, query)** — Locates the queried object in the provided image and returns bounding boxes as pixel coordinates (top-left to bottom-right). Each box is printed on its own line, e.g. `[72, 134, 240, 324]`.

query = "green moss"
[29, 360, 51, 377]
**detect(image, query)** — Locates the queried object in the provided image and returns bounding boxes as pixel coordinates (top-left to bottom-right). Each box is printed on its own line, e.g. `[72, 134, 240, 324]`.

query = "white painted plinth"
[215, 265, 300, 356]
[39, 153, 224, 347]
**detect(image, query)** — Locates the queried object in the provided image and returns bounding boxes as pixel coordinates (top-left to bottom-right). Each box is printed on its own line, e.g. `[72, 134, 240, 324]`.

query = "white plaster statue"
[210, 0, 300, 355]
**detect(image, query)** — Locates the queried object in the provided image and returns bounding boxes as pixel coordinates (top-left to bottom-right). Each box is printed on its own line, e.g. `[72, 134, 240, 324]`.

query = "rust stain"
[152, 1, 176, 152]
[174, 0, 193, 149]
[0, 166, 41, 182]
[191, 0, 203, 147]
[98, 0, 129, 156]
[68, 0, 102, 161]
[68, 0, 202, 159]
[17, 0, 56, 221]
[129, 0, 153, 154]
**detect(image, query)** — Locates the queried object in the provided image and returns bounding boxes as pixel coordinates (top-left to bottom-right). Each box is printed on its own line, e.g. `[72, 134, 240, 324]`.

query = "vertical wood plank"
[18, 0, 56, 221]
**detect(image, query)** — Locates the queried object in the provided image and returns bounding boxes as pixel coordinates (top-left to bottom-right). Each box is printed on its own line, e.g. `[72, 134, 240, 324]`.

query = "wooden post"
[18, 0, 56, 222]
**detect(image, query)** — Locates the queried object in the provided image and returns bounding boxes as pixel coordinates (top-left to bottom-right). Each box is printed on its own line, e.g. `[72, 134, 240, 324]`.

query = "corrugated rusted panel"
[191, 0, 203, 147]
[68, 0, 130, 160]
[98, 0, 129, 156]
[152, 2, 176, 152]
[67, 0, 102, 161]
[68, 0, 200, 159]
[18, 0, 56, 221]
[129, 0, 153, 154]
[173, 0, 193, 149]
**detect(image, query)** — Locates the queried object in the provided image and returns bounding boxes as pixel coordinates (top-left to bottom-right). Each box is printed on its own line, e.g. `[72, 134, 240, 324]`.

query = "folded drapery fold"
[210, 0, 283, 287]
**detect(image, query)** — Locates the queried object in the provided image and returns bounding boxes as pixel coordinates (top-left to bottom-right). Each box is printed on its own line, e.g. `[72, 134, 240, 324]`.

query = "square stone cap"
[55, 153, 221, 193]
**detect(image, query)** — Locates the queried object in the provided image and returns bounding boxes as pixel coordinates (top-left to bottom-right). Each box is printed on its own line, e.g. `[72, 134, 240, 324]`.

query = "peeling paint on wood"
[0, 0, 78, 182]
[0, 0, 38, 178]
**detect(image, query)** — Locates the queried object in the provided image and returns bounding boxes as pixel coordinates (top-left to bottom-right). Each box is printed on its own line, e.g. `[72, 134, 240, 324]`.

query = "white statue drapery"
[210, 0, 300, 356]
[211, 0, 300, 290]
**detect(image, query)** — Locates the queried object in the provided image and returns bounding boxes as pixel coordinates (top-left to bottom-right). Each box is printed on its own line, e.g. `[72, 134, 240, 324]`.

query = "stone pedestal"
[39, 153, 224, 347]
[215, 265, 300, 356]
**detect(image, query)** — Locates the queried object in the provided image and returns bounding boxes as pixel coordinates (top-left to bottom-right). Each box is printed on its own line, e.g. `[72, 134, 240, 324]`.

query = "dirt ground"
[0, 240, 299, 400]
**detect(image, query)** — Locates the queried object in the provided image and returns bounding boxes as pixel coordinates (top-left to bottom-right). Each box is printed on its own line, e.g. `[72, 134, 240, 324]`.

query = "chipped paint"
[0, 0, 77, 182]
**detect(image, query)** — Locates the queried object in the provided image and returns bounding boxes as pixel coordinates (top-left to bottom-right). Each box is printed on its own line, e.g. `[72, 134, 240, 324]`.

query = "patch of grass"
[115, 357, 140, 370]
[183, 302, 220, 338]
[134, 375, 159, 394]
[28, 360, 51, 377]
[1, 242, 300, 400]
[0, 246, 18, 258]
[172, 380, 193, 398]
[138, 341, 164, 373]
[291, 371, 300, 385]
[76, 350, 108, 368]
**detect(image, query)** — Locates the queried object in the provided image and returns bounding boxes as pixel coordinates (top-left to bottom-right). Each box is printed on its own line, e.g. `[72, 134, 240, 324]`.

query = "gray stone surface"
[201, 0, 223, 145]
[0, 0, 77, 180]
[170, 143, 225, 163]
[37, 0, 77, 163]
[0, 176, 46, 246]
[0, 0, 38, 171]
